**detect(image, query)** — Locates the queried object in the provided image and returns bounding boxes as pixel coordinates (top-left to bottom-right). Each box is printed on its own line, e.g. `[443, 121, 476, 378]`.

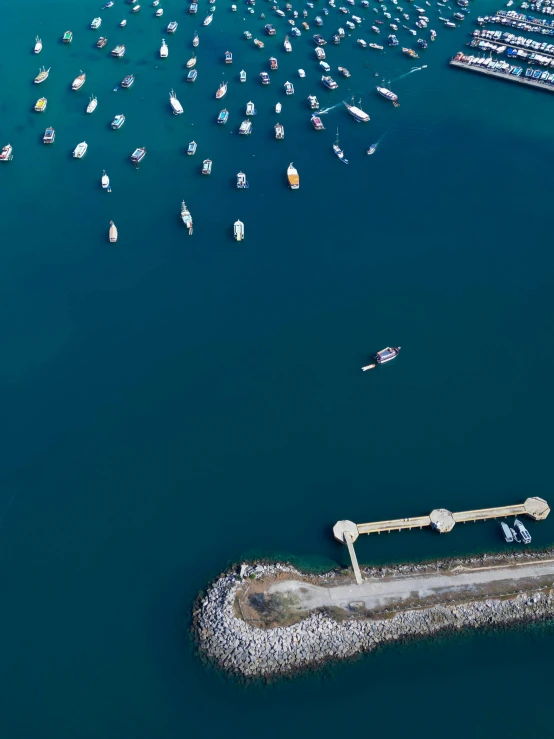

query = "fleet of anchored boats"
[7, 0, 452, 240]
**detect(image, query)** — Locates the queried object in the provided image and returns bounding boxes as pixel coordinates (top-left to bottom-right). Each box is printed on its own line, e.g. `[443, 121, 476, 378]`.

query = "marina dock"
[334, 497, 550, 584]
[449, 58, 554, 91]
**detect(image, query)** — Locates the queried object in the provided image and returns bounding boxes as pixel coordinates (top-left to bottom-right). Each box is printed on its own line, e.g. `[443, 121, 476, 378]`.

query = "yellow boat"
[287, 162, 299, 189]
[34, 97, 47, 112]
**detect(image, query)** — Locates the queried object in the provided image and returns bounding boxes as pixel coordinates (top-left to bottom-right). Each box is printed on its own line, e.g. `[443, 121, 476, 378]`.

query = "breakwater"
[194, 553, 554, 679]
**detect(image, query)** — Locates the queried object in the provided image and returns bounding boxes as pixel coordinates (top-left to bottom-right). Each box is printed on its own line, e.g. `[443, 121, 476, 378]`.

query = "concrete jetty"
[450, 59, 554, 92]
[334, 497, 550, 584]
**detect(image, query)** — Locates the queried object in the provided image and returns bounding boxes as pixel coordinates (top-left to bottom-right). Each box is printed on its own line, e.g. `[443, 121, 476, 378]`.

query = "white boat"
[287, 162, 299, 189]
[284, 81, 294, 95]
[298, 69, 306, 77]
[274, 123, 284, 139]
[86, 95, 98, 113]
[239, 119, 252, 135]
[169, 89, 183, 114]
[156, 8, 163, 16]
[193, 32, 199, 46]
[132, 4, 141, 12]
[71, 70, 86, 90]
[319, 61, 331, 72]
[120, 19, 127, 26]
[308, 95, 319, 109]
[91, 17, 102, 29]
[186, 56, 196, 68]
[275, 102, 282, 113]
[73, 141, 88, 158]
[109, 220, 118, 243]
[377, 86, 398, 102]
[333, 128, 348, 163]
[203, 13, 213, 25]
[284, 35, 292, 51]
[240, 69, 246, 82]
[236, 171, 248, 188]
[0, 144, 13, 161]
[344, 99, 369, 122]
[500, 522, 513, 543]
[181, 201, 193, 235]
[375, 346, 401, 364]
[102, 170, 110, 188]
[160, 39, 168, 57]
[246, 101, 256, 115]
[234, 220, 245, 241]
[514, 519, 531, 544]
[34, 36, 42, 54]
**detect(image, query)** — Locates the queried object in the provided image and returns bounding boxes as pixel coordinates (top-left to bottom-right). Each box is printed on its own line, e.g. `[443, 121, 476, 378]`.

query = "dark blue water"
[2, 0, 554, 736]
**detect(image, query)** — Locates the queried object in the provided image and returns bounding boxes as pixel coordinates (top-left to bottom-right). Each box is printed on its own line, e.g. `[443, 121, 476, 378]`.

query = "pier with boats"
[334, 497, 550, 585]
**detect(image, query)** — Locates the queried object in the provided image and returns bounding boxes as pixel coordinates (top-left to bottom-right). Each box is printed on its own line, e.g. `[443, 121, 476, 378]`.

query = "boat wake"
[391, 65, 428, 82]
[318, 102, 343, 115]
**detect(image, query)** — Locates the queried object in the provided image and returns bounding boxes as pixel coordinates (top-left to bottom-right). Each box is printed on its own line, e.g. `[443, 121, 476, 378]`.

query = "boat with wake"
[344, 99, 370, 122]
[376, 86, 398, 103]
[311, 114, 325, 130]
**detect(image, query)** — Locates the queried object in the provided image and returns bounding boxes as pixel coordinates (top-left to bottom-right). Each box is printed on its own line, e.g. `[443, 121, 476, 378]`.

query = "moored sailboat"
[34, 36, 42, 54]
[71, 70, 86, 90]
[86, 95, 98, 113]
[233, 220, 245, 241]
[109, 221, 118, 242]
[333, 128, 348, 163]
[287, 162, 299, 189]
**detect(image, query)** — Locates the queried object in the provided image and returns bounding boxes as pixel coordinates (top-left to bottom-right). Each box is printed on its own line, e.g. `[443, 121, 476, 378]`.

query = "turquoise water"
[2, 0, 554, 736]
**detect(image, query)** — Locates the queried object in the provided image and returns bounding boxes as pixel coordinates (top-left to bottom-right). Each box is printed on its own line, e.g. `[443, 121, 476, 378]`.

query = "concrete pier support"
[333, 520, 362, 584]
[345, 533, 363, 585]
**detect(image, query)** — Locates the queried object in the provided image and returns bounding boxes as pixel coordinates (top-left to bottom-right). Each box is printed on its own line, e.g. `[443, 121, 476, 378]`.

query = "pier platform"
[334, 497, 550, 581]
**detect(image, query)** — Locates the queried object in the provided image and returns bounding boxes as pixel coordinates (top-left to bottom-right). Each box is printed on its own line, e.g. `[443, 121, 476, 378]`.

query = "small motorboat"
[0, 144, 13, 161]
[367, 143, 377, 155]
[236, 171, 249, 189]
[375, 346, 401, 364]
[34, 97, 47, 112]
[120, 19, 127, 26]
[240, 70, 246, 82]
[202, 159, 212, 175]
[181, 201, 193, 235]
[109, 221, 118, 242]
[186, 56, 196, 68]
[160, 39, 168, 57]
[276, 102, 282, 113]
[298, 69, 306, 78]
[102, 170, 110, 188]
[34, 36, 42, 54]
[233, 220, 245, 241]
[187, 141, 197, 155]
[73, 141, 88, 158]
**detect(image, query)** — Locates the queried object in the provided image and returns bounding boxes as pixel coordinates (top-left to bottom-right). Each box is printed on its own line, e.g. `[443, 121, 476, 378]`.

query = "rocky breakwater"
[193, 554, 554, 679]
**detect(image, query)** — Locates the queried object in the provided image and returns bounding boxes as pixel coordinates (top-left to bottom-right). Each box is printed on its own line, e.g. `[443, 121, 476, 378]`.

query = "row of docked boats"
[500, 520, 532, 544]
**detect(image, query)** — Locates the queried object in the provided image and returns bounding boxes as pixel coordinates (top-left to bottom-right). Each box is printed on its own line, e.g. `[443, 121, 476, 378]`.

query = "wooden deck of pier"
[333, 498, 550, 584]
[450, 59, 554, 92]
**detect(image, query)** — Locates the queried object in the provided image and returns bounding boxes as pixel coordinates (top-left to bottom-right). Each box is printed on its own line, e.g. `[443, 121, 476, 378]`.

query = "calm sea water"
[2, 0, 554, 736]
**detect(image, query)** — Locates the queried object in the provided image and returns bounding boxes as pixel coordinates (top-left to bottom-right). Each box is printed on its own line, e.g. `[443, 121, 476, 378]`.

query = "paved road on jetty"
[268, 560, 554, 612]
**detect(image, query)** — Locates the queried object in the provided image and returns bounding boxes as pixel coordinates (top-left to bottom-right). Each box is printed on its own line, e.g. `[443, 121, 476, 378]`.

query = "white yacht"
[160, 38, 168, 57]
[71, 71, 86, 90]
[109, 221, 118, 243]
[86, 95, 98, 113]
[120, 18, 127, 26]
[156, 7, 163, 16]
[514, 519, 531, 544]
[203, 13, 213, 25]
[102, 170, 110, 188]
[34, 36, 42, 54]
[298, 69, 306, 77]
[91, 17, 102, 29]
[169, 89, 183, 114]
[284, 35, 292, 51]
[500, 522, 513, 543]
[73, 141, 88, 158]
[344, 99, 370, 122]
[246, 101, 256, 115]
[181, 201, 193, 234]
[234, 220, 245, 241]
[275, 102, 282, 113]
